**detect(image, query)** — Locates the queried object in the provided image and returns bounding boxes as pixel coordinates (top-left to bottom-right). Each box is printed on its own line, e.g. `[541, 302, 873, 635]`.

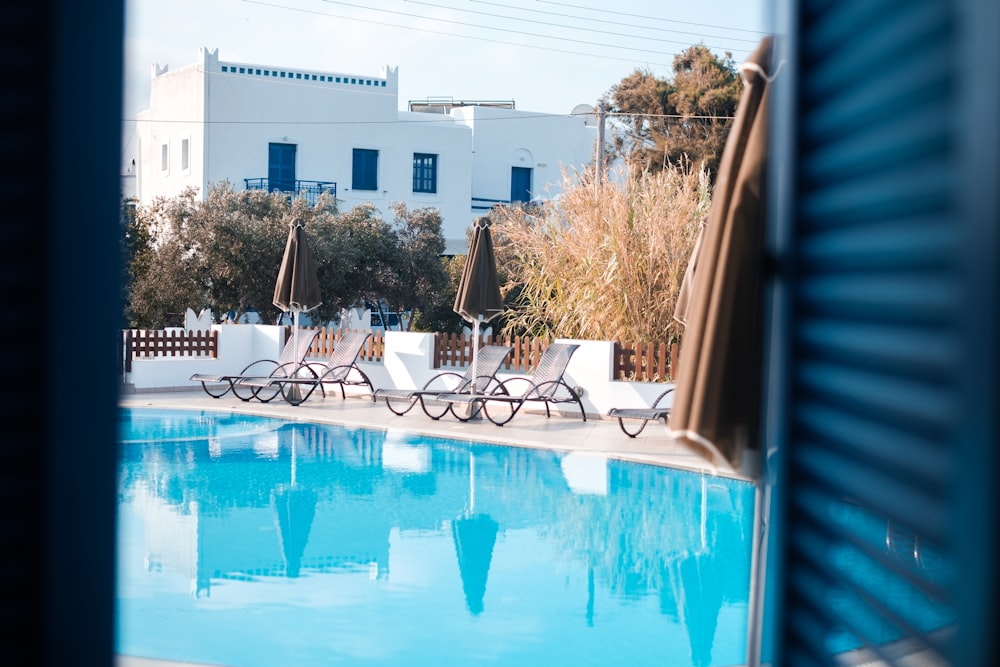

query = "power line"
[244, 0, 678, 66]
[405, 0, 762, 46]
[245, 0, 742, 67]
[318, 0, 749, 55]
[535, 0, 771, 36]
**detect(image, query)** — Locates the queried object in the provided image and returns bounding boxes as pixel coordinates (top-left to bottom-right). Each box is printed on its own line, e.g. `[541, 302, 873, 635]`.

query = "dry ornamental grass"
[491, 163, 710, 345]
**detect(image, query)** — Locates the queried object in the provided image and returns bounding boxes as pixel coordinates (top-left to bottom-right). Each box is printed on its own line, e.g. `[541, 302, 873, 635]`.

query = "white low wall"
[124, 325, 672, 416]
[126, 325, 286, 391]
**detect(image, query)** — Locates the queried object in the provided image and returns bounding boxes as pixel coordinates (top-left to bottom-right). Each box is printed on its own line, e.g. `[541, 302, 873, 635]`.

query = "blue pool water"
[116, 408, 757, 667]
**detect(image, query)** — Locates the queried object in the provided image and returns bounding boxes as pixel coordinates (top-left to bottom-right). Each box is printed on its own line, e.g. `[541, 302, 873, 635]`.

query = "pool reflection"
[117, 412, 756, 667]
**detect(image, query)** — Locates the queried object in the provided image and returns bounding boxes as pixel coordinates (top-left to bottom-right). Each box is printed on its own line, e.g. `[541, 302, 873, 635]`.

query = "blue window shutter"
[511, 167, 531, 203]
[760, 1, 1000, 665]
[352, 148, 378, 191]
[268, 143, 296, 192]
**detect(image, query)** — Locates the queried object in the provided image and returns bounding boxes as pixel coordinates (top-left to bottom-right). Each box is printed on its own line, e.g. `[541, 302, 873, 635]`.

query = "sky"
[122, 0, 770, 164]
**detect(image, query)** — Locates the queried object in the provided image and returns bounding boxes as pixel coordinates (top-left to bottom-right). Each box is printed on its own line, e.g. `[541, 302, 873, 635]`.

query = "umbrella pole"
[287, 311, 303, 403]
[471, 317, 481, 396]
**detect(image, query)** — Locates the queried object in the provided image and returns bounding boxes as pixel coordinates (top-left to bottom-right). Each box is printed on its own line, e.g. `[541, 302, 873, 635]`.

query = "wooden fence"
[434, 333, 678, 379]
[433, 333, 551, 372]
[122, 327, 678, 382]
[612, 340, 680, 382]
[122, 329, 218, 373]
[310, 327, 384, 362]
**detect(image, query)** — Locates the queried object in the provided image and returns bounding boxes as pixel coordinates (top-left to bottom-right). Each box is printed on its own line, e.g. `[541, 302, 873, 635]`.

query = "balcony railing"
[244, 178, 337, 205]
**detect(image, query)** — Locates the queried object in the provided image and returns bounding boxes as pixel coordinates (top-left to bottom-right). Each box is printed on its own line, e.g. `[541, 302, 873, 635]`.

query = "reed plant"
[491, 162, 710, 344]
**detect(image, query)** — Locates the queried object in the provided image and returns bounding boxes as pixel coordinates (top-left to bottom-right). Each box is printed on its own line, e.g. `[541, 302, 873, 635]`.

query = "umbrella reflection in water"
[272, 425, 317, 578]
[451, 451, 499, 615]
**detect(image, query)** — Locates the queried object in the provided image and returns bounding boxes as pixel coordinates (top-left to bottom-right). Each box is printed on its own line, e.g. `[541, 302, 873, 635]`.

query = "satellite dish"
[571, 103, 598, 127]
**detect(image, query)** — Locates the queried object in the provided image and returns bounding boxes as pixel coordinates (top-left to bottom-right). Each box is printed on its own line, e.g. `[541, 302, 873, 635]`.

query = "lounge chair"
[190, 328, 320, 401]
[374, 344, 513, 420]
[435, 342, 586, 426]
[606, 387, 675, 437]
[240, 329, 375, 405]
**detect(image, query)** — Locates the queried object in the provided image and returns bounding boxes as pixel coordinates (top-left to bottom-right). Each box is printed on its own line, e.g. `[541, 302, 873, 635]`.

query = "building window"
[412, 153, 437, 193]
[181, 139, 189, 171]
[352, 149, 378, 191]
[160, 143, 169, 173]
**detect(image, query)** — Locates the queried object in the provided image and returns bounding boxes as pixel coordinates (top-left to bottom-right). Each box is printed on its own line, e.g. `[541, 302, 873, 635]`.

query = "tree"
[184, 183, 296, 322]
[603, 44, 742, 181]
[331, 202, 403, 323]
[124, 184, 451, 330]
[126, 188, 206, 328]
[408, 254, 468, 333]
[387, 203, 449, 330]
[120, 196, 149, 327]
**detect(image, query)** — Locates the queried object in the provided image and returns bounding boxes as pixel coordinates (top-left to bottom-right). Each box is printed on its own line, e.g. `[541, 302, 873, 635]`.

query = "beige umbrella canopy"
[453, 217, 504, 393]
[668, 37, 776, 469]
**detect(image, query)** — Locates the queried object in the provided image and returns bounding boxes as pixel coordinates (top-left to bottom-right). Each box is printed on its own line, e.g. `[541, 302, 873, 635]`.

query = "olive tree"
[124, 183, 449, 329]
[385, 203, 449, 330]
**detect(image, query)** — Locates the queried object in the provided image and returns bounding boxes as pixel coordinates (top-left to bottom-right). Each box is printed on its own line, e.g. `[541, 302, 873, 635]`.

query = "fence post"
[123, 329, 133, 375]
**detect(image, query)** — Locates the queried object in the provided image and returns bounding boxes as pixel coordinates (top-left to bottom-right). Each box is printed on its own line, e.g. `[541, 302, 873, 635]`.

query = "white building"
[133, 48, 598, 253]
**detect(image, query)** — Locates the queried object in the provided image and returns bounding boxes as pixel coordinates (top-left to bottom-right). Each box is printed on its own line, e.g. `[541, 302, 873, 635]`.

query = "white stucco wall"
[453, 105, 596, 205]
[134, 48, 596, 253]
[135, 58, 206, 203]
[126, 327, 672, 417]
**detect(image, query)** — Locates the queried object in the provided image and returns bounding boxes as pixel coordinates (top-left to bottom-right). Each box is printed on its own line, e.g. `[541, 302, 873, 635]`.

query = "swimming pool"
[116, 408, 757, 667]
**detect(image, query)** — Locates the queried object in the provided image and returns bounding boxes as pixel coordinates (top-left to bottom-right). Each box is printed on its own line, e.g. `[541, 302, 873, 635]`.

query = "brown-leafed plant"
[490, 162, 709, 345]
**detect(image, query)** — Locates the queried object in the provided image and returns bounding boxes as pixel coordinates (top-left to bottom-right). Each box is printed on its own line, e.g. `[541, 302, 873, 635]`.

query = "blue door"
[510, 167, 532, 203]
[268, 143, 296, 192]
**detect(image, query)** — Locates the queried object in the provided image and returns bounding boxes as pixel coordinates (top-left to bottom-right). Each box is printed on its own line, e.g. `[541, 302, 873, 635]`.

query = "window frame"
[412, 152, 438, 193]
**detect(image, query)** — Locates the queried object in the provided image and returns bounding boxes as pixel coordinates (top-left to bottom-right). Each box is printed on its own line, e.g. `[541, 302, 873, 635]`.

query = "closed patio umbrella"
[668, 36, 776, 469]
[453, 217, 504, 395]
[273, 217, 322, 398]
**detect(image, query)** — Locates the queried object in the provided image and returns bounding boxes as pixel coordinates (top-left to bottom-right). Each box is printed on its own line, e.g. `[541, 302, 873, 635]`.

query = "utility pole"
[595, 103, 607, 186]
